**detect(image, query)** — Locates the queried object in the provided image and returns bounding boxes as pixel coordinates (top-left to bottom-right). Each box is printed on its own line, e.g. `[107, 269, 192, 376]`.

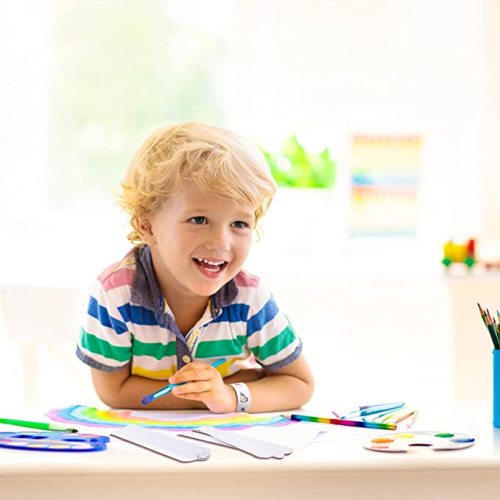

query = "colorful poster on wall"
[349, 134, 421, 238]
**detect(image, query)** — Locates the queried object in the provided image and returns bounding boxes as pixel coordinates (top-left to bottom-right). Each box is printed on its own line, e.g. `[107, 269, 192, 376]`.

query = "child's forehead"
[168, 185, 257, 213]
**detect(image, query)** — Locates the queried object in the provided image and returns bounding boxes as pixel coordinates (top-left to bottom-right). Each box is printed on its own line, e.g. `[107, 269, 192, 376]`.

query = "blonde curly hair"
[118, 121, 277, 245]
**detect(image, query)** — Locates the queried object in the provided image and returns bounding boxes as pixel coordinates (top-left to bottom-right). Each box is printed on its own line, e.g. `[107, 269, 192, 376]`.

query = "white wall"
[223, 0, 492, 249]
[484, 0, 500, 236]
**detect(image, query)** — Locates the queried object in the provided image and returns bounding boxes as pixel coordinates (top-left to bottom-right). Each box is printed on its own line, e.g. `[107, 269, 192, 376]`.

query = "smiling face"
[142, 184, 256, 305]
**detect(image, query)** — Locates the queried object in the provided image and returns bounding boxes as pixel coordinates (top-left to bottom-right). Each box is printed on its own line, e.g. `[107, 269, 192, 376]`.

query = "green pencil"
[0, 417, 78, 433]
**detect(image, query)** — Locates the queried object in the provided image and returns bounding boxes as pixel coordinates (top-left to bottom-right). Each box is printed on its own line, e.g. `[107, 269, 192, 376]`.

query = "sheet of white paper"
[181, 421, 323, 449]
[236, 422, 324, 448]
[192, 426, 292, 459]
[311, 425, 388, 443]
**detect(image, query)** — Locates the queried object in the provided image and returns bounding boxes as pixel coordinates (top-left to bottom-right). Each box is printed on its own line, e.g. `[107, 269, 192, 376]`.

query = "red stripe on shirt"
[99, 267, 135, 291]
[234, 271, 260, 287]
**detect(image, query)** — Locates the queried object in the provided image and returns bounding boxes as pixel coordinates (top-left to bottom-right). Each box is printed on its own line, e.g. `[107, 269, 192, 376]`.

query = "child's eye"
[189, 216, 207, 225]
[232, 220, 249, 229]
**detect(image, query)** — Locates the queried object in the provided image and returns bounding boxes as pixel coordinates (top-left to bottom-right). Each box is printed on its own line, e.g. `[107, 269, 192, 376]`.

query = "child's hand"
[168, 361, 236, 413]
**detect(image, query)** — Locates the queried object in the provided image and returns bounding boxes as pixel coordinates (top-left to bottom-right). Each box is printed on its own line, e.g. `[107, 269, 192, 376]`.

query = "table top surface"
[1, 400, 499, 477]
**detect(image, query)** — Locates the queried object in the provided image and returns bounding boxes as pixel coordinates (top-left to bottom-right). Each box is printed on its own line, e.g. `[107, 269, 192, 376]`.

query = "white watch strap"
[230, 382, 251, 412]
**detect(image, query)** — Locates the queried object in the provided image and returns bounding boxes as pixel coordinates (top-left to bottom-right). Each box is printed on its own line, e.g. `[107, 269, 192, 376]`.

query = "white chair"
[0, 283, 89, 405]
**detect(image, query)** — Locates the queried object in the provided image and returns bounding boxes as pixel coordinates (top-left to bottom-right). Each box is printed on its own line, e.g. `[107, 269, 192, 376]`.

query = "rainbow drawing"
[46, 405, 290, 431]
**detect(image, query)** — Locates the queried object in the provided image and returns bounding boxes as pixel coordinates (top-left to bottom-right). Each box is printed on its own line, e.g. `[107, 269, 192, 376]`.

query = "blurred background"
[1, 0, 500, 412]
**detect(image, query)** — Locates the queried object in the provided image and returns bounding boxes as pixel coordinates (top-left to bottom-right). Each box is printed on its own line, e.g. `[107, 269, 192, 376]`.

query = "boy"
[76, 121, 314, 413]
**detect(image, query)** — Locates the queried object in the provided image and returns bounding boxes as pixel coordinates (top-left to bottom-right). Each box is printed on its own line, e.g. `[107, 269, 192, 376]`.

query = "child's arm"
[91, 356, 313, 412]
[90, 366, 206, 410]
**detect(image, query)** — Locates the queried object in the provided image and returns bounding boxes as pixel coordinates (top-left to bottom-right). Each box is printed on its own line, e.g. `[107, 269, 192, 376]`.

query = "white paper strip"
[193, 426, 293, 459]
[111, 425, 210, 462]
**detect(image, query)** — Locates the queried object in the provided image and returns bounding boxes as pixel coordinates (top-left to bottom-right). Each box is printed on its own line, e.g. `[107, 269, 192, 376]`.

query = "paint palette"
[364, 431, 475, 453]
[0, 431, 110, 452]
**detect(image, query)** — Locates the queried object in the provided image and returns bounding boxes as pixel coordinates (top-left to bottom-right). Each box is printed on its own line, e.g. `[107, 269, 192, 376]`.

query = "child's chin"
[191, 281, 226, 297]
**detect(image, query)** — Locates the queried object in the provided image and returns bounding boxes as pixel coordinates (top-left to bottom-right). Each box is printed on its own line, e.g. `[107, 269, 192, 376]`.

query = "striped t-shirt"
[76, 245, 302, 380]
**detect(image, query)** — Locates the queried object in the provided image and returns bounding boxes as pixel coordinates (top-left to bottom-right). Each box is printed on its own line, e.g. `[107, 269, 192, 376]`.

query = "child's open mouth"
[193, 257, 228, 274]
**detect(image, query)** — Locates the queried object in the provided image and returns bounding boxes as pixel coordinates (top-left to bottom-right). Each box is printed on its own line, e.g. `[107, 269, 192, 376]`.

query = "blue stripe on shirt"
[246, 297, 279, 337]
[118, 303, 157, 325]
[88, 296, 128, 334]
[212, 303, 249, 324]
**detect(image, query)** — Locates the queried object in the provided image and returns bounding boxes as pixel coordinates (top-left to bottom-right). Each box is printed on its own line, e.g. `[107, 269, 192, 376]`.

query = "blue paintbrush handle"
[141, 358, 226, 405]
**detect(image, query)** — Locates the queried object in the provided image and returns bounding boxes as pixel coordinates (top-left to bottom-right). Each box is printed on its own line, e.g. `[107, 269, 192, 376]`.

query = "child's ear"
[137, 213, 155, 245]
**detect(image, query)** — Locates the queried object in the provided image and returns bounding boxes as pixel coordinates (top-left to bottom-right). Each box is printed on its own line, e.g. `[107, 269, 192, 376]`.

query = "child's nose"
[205, 226, 231, 252]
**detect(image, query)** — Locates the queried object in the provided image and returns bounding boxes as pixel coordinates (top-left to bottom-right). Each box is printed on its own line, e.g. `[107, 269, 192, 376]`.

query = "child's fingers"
[170, 368, 210, 384]
[170, 362, 220, 384]
[174, 383, 237, 413]
[173, 391, 206, 401]
[172, 380, 211, 396]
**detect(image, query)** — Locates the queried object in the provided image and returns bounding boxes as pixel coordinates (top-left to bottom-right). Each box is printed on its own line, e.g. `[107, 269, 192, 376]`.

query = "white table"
[1, 401, 500, 500]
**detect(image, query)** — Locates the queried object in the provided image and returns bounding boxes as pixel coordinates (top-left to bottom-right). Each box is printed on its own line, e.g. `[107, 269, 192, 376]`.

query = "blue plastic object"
[494, 350, 500, 428]
[0, 431, 109, 452]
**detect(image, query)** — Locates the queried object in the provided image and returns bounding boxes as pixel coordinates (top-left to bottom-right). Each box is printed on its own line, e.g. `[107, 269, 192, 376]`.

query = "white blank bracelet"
[230, 382, 251, 412]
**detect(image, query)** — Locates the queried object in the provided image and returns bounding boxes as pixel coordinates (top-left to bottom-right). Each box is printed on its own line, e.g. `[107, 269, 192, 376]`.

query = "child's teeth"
[197, 258, 224, 266]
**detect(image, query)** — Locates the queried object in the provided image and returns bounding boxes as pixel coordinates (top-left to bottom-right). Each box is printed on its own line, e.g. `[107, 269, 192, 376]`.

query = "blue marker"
[140, 358, 226, 406]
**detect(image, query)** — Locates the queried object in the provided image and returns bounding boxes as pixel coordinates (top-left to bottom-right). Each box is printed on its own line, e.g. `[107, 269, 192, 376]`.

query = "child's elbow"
[90, 366, 131, 408]
[296, 358, 315, 404]
[301, 373, 315, 405]
[95, 388, 121, 408]
[91, 379, 118, 407]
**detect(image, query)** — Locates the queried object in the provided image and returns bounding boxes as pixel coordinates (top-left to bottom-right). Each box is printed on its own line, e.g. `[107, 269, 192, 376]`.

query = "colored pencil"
[141, 358, 227, 406]
[341, 402, 404, 419]
[477, 303, 499, 349]
[485, 308, 500, 349]
[0, 417, 78, 433]
[478, 303, 487, 326]
[287, 413, 397, 430]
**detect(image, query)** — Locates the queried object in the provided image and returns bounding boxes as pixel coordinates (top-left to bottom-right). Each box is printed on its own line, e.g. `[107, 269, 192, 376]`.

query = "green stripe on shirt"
[80, 329, 131, 362]
[250, 325, 297, 361]
[81, 329, 177, 362]
[196, 336, 247, 358]
[132, 338, 177, 359]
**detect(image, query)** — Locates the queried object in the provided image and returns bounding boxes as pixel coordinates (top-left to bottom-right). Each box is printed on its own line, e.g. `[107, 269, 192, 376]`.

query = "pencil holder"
[494, 349, 500, 428]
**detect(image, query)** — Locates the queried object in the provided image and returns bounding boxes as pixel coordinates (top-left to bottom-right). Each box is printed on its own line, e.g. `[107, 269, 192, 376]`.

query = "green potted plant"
[258, 135, 337, 257]
[260, 135, 336, 189]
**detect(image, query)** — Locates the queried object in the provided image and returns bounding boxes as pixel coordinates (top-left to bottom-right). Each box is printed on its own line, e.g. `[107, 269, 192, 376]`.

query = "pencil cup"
[494, 350, 500, 428]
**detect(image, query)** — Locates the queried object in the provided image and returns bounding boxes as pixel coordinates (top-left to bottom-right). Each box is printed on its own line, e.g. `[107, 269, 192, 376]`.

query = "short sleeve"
[76, 279, 132, 372]
[245, 282, 302, 370]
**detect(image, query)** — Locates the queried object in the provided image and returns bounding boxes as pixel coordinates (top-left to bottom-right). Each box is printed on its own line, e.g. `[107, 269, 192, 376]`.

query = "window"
[49, 0, 231, 205]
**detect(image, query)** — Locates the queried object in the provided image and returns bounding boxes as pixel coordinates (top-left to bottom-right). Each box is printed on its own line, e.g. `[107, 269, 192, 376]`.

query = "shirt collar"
[131, 245, 238, 319]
